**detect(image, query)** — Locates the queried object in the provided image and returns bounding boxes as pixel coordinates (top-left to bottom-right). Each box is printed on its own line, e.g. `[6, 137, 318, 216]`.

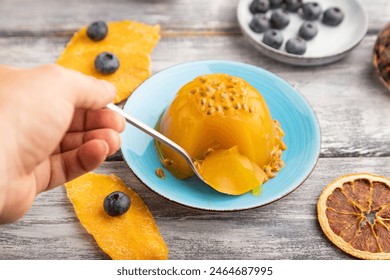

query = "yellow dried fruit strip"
[57, 20, 160, 103]
[65, 173, 168, 260]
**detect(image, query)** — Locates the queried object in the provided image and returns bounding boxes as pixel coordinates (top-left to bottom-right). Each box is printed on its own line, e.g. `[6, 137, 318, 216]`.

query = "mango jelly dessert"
[156, 74, 286, 195]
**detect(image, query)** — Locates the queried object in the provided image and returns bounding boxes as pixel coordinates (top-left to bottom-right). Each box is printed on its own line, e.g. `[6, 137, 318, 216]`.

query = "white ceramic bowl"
[237, 0, 368, 66]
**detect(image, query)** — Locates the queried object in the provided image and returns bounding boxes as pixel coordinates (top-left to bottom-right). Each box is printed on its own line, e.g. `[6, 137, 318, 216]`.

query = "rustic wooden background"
[0, 0, 389, 259]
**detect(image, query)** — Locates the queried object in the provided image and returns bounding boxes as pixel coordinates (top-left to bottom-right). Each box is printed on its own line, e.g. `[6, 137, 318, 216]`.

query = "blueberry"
[322, 7, 344, 26]
[249, 0, 270, 14]
[103, 191, 131, 217]
[87, 21, 108, 41]
[262, 29, 283, 49]
[249, 14, 270, 33]
[286, 37, 307, 55]
[301, 2, 322, 21]
[285, 0, 303, 12]
[299, 21, 318, 40]
[94, 52, 120, 74]
[270, 9, 290, 30]
[269, 0, 283, 8]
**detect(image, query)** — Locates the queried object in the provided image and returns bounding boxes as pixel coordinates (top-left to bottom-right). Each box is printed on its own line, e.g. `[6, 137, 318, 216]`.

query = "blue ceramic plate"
[121, 60, 320, 211]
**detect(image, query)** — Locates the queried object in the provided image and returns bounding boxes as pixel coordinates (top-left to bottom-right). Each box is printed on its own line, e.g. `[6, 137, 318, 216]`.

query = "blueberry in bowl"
[269, 0, 284, 9]
[301, 2, 322, 21]
[285, 0, 303, 12]
[262, 29, 283, 49]
[322, 7, 344, 26]
[270, 9, 290, 30]
[299, 21, 318, 40]
[286, 37, 307, 55]
[249, 0, 270, 14]
[249, 14, 270, 33]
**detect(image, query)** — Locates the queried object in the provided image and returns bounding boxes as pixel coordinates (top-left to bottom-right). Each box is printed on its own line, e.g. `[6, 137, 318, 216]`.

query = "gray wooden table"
[0, 0, 389, 260]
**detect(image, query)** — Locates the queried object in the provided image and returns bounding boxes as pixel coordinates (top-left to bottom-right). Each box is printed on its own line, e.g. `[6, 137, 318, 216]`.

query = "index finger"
[39, 64, 117, 109]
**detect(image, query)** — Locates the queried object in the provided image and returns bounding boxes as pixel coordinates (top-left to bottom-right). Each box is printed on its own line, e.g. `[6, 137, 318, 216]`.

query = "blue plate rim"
[121, 59, 322, 211]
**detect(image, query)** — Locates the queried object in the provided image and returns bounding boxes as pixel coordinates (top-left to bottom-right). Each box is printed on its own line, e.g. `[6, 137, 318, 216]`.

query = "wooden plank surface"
[0, 0, 389, 260]
[1, 157, 390, 260]
[0, 0, 388, 35]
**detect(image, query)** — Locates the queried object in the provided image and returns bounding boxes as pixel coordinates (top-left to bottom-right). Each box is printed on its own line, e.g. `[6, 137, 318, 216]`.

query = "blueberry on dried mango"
[94, 52, 120, 74]
[103, 191, 131, 217]
[87, 21, 108, 41]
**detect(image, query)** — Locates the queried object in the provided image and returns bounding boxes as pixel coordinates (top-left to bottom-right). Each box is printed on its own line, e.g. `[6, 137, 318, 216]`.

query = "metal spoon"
[106, 103, 205, 183]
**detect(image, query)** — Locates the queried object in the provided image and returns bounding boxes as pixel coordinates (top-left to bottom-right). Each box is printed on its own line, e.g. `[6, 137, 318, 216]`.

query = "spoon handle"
[106, 103, 201, 177]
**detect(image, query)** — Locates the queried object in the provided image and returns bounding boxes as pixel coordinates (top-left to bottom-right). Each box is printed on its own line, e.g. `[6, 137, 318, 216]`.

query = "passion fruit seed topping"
[188, 75, 260, 116]
[194, 161, 202, 170]
[163, 158, 173, 166]
[207, 108, 216, 115]
[230, 78, 239, 84]
[155, 168, 165, 179]
[229, 89, 237, 95]
[206, 86, 216, 94]
[204, 148, 215, 156]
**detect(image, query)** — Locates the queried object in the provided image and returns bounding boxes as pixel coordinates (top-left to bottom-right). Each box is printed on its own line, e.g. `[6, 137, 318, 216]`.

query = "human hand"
[0, 64, 125, 223]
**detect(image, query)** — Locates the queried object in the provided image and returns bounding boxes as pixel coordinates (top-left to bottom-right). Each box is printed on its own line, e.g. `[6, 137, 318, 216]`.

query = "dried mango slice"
[318, 173, 390, 259]
[65, 173, 168, 260]
[57, 20, 160, 103]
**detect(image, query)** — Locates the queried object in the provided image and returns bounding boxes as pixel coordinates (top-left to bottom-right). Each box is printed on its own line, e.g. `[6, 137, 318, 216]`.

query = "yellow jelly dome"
[156, 74, 286, 195]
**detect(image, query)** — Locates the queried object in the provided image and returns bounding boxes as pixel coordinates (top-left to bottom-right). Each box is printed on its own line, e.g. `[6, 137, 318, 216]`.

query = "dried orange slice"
[317, 173, 390, 259]
[65, 173, 168, 260]
[57, 20, 160, 103]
